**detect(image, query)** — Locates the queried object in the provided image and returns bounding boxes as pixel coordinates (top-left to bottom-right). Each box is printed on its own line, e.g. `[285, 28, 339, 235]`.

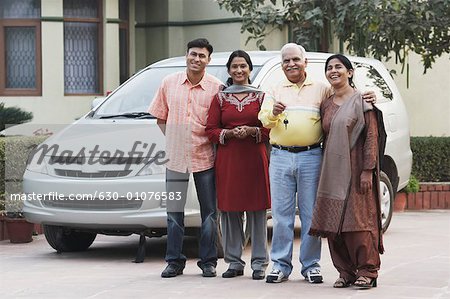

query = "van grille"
[41, 198, 142, 210]
[54, 169, 132, 178]
[50, 156, 144, 165]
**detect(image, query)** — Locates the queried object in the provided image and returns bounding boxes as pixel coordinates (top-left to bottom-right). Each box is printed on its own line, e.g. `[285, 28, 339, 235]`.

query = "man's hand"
[360, 170, 373, 194]
[362, 91, 376, 103]
[156, 118, 167, 135]
[272, 101, 286, 116]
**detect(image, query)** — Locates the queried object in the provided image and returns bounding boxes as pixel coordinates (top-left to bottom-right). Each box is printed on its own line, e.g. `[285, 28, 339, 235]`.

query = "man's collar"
[282, 73, 313, 88]
[181, 71, 207, 90]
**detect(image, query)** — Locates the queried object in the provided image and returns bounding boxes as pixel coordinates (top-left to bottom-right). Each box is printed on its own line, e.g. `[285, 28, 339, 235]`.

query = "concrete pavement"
[1, 211, 449, 299]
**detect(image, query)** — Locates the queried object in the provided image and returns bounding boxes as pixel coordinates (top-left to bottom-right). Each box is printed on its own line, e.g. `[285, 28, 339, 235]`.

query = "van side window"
[353, 63, 393, 102]
[259, 66, 285, 92]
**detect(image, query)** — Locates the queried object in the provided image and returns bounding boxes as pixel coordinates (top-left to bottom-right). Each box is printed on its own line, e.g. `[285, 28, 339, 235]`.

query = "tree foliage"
[0, 103, 33, 131]
[217, 0, 450, 73]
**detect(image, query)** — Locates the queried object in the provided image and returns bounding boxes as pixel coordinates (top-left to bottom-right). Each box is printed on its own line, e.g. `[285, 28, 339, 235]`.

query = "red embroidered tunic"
[206, 91, 271, 212]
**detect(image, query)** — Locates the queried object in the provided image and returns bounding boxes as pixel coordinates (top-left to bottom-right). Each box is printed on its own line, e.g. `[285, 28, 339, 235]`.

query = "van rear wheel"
[44, 225, 96, 252]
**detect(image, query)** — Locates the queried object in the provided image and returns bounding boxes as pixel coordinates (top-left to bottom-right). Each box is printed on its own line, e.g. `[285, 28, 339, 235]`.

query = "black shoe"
[354, 276, 377, 289]
[197, 261, 217, 277]
[201, 265, 217, 277]
[161, 264, 184, 278]
[222, 268, 244, 278]
[252, 270, 265, 280]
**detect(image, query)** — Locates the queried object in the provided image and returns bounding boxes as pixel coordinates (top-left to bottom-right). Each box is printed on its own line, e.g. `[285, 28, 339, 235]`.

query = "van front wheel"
[43, 225, 96, 252]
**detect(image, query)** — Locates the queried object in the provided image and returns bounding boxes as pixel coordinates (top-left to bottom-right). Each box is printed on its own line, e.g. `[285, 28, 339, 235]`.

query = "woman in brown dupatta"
[309, 54, 384, 289]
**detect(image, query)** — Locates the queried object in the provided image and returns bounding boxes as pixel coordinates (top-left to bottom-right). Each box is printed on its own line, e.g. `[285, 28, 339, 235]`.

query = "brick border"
[405, 183, 450, 210]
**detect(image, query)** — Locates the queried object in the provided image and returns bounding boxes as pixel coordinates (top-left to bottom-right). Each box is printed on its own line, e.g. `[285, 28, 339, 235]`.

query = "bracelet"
[251, 127, 261, 143]
[219, 129, 227, 145]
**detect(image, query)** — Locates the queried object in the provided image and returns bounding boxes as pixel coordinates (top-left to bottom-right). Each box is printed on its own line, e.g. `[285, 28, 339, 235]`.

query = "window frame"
[63, 0, 103, 96]
[118, 0, 129, 84]
[0, 19, 42, 96]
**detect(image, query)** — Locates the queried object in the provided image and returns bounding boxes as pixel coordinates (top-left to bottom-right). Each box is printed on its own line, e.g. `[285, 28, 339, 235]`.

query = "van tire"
[379, 171, 394, 233]
[44, 225, 96, 252]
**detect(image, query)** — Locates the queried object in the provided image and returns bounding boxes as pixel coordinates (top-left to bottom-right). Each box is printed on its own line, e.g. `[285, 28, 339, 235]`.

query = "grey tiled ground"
[1, 211, 449, 299]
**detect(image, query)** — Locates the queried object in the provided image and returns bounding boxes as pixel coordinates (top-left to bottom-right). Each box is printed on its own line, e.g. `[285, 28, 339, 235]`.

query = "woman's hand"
[360, 170, 373, 194]
[235, 126, 251, 139]
[228, 126, 255, 139]
[362, 91, 376, 103]
[225, 127, 246, 139]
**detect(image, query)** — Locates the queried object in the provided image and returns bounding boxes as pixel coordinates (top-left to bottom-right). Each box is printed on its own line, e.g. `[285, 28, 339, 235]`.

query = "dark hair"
[225, 50, 253, 86]
[187, 38, 213, 56]
[325, 54, 355, 88]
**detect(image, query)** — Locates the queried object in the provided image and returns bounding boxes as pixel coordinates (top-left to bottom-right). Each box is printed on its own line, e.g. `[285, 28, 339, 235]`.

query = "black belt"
[272, 143, 322, 153]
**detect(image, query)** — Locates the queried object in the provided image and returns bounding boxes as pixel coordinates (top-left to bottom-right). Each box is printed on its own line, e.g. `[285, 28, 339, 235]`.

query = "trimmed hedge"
[410, 137, 449, 182]
[0, 136, 48, 199]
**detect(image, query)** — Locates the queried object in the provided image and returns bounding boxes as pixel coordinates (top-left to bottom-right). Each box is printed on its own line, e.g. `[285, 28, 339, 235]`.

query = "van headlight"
[26, 151, 48, 174]
[136, 162, 165, 176]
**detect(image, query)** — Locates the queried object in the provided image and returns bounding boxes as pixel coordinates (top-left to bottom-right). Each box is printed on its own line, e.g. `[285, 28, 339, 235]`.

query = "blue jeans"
[165, 168, 218, 268]
[269, 147, 322, 277]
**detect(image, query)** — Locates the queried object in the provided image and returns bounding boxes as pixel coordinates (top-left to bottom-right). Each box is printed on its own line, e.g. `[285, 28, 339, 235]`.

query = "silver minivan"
[23, 51, 412, 252]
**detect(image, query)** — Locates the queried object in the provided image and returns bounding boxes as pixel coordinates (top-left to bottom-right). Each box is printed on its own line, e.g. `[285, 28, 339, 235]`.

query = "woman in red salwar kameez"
[206, 50, 270, 280]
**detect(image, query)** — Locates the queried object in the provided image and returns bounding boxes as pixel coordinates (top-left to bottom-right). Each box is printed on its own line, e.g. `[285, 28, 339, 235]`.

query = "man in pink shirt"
[148, 38, 223, 278]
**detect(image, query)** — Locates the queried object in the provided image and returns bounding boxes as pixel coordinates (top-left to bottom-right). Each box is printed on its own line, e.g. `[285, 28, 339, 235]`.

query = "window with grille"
[63, 0, 102, 95]
[0, 0, 41, 96]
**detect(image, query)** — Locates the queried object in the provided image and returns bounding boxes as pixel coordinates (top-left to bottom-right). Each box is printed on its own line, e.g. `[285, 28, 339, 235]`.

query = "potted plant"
[2, 194, 34, 243]
[0, 194, 8, 240]
[394, 175, 420, 212]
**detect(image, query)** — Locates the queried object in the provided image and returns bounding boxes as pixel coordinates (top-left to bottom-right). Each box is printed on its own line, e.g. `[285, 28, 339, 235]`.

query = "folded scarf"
[310, 91, 372, 237]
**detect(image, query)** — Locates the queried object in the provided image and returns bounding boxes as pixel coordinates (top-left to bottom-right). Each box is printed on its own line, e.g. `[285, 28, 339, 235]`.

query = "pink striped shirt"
[148, 71, 223, 173]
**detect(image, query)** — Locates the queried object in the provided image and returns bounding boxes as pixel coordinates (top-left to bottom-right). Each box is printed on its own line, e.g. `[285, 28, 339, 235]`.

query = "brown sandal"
[354, 276, 377, 289]
[333, 277, 353, 288]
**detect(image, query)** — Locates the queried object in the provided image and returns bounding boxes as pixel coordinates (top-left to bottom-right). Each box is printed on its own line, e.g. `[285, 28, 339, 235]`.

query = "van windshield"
[94, 65, 261, 117]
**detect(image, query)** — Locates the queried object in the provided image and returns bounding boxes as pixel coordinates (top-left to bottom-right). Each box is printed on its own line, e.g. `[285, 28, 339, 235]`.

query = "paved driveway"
[1, 211, 449, 299]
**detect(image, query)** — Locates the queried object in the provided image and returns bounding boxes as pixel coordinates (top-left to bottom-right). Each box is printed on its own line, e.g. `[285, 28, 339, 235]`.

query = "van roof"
[150, 51, 380, 68]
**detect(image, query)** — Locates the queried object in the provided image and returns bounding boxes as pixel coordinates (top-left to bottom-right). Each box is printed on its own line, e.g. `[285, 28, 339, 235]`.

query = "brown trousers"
[328, 231, 381, 281]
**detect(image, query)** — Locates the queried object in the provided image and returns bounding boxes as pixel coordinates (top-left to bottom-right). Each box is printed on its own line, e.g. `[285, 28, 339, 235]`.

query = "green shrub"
[0, 193, 5, 211]
[410, 137, 449, 182]
[404, 175, 420, 193]
[0, 103, 33, 131]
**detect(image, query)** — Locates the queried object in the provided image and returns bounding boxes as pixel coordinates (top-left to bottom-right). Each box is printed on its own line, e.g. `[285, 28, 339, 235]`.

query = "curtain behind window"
[64, 22, 99, 94]
[5, 27, 36, 88]
[63, 0, 100, 94]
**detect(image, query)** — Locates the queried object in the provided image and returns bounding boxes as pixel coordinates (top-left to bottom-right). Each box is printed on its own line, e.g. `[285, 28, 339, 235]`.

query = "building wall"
[385, 53, 450, 137]
[104, 0, 120, 94]
[2, 0, 121, 125]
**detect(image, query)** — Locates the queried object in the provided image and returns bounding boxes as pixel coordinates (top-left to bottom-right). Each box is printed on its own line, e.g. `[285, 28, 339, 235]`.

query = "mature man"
[149, 38, 223, 278]
[259, 43, 374, 284]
